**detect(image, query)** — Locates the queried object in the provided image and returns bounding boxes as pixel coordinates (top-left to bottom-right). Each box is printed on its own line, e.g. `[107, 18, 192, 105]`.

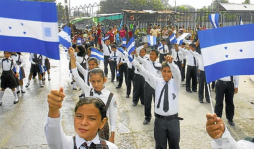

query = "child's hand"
[47, 87, 65, 118]
[165, 55, 174, 63]
[68, 47, 75, 58]
[15, 73, 19, 78]
[206, 113, 225, 139]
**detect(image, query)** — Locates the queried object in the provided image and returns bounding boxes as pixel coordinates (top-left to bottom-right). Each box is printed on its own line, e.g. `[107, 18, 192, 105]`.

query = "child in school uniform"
[116, 46, 128, 89]
[109, 45, 119, 82]
[132, 55, 182, 149]
[12, 52, 26, 94]
[25, 53, 45, 88]
[101, 35, 112, 77]
[135, 48, 162, 125]
[67, 44, 79, 90]
[69, 47, 117, 143]
[42, 57, 51, 81]
[45, 89, 118, 149]
[0, 51, 20, 106]
[158, 39, 169, 63]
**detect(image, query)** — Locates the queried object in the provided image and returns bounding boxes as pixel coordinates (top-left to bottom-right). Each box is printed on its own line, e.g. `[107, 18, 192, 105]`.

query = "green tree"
[57, 2, 65, 22]
[242, 0, 250, 4]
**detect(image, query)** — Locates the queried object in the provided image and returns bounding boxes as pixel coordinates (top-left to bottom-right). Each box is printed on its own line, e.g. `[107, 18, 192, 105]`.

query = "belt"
[218, 80, 233, 84]
[155, 113, 183, 120]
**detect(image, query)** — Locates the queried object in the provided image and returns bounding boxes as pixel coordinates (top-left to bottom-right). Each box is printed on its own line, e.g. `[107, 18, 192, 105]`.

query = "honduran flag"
[0, 0, 59, 60]
[77, 38, 82, 45]
[198, 23, 254, 83]
[59, 26, 71, 49]
[169, 33, 176, 44]
[91, 48, 104, 61]
[209, 13, 220, 28]
[122, 37, 127, 47]
[127, 37, 135, 55]
[158, 42, 163, 50]
[147, 35, 157, 46]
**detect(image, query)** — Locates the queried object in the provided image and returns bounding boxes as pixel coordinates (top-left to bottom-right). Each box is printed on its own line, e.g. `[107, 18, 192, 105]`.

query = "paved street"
[0, 50, 253, 149]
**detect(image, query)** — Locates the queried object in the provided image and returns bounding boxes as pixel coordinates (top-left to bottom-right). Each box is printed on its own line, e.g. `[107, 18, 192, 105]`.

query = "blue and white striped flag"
[91, 48, 104, 61]
[209, 13, 220, 28]
[0, 0, 59, 60]
[239, 15, 243, 25]
[127, 37, 135, 55]
[122, 37, 127, 47]
[175, 33, 190, 45]
[147, 35, 156, 46]
[169, 33, 176, 44]
[158, 42, 163, 50]
[59, 26, 71, 49]
[103, 35, 110, 41]
[198, 24, 254, 83]
[77, 38, 82, 45]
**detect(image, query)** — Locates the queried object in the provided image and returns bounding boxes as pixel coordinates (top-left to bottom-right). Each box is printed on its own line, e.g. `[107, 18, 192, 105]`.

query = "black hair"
[189, 43, 196, 48]
[140, 48, 147, 52]
[150, 49, 159, 56]
[161, 39, 166, 42]
[17, 52, 21, 55]
[77, 45, 86, 57]
[90, 68, 105, 78]
[88, 57, 99, 65]
[161, 61, 171, 70]
[4, 51, 11, 54]
[111, 45, 116, 49]
[72, 44, 77, 49]
[182, 42, 186, 45]
[87, 47, 92, 51]
[75, 97, 106, 120]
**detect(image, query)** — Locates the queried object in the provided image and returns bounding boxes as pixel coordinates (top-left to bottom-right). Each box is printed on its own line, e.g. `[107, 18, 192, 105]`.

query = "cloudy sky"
[56, 0, 252, 9]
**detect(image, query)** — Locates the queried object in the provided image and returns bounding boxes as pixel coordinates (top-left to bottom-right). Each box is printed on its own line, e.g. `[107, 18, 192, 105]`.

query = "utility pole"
[64, 0, 70, 27]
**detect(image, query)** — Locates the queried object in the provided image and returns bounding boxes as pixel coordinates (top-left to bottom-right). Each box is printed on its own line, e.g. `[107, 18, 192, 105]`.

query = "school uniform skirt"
[19, 67, 26, 80]
[30, 64, 41, 73]
[45, 59, 50, 70]
[99, 121, 109, 140]
[1, 70, 19, 89]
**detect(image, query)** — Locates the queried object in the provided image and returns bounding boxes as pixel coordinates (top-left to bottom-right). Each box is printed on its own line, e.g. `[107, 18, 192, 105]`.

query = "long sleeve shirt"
[109, 51, 120, 62]
[158, 44, 170, 54]
[101, 39, 112, 56]
[179, 47, 197, 67]
[11, 54, 25, 68]
[75, 62, 91, 87]
[219, 76, 239, 88]
[189, 50, 204, 71]
[132, 60, 181, 116]
[44, 116, 118, 149]
[117, 51, 128, 65]
[0, 57, 20, 72]
[211, 127, 254, 149]
[136, 56, 162, 78]
[171, 49, 183, 63]
[71, 68, 117, 132]
[29, 53, 45, 66]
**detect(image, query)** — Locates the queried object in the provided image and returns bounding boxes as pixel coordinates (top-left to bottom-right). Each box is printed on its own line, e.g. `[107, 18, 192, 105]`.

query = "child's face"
[89, 73, 106, 91]
[150, 51, 158, 62]
[111, 48, 116, 52]
[161, 66, 172, 82]
[105, 40, 110, 45]
[74, 104, 106, 141]
[139, 49, 146, 57]
[4, 52, 11, 58]
[88, 61, 98, 70]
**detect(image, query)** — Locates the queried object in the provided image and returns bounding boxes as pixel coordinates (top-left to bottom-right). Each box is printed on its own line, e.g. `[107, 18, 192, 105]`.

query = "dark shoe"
[40, 84, 44, 87]
[126, 95, 129, 98]
[199, 101, 204, 103]
[228, 120, 235, 126]
[17, 91, 20, 94]
[116, 86, 121, 89]
[193, 90, 197, 92]
[25, 83, 30, 88]
[206, 100, 210, 103]
[0, 102, 2, 106]
[21, 90, 26, 94]
[71, 81, 73, 84]
[73, 88, 77, 90]
[111, 80, 114, 82]
[79, 94, 84, 98]
[143, 119, 150, 125]
[42, 78, 45, 81]
[186, 90, 192, 93]
[48, 77, 51, 81]
[132, 102, 137, 106]
[13, 100, 19, 104]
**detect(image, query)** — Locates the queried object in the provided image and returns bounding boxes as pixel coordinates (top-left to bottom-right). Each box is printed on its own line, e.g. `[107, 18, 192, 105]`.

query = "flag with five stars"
[59, 26, 71, 50]
[0, 0, 59, 60]
[198, 23, 254, 83]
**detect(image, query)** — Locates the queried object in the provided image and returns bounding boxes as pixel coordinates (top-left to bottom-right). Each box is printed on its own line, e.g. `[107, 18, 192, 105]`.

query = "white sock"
[12, 91, 18, 101]
[39, 80, 42, 84]
[0, 91, 4, 102]
[73, 82, 77, 88]
[16, 86, 20, 91]
[20, 85, 24, 90]
[48, 74, 50, 77]
[28, 80, 31, 84]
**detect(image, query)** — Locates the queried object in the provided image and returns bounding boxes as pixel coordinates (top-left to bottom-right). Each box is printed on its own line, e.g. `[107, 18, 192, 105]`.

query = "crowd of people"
[0, 21, 253, 148]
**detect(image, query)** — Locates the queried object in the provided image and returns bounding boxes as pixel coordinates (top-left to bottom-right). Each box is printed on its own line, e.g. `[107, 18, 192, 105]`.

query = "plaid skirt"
[1, 70, 19, 89]
[98, 121, 109, 140]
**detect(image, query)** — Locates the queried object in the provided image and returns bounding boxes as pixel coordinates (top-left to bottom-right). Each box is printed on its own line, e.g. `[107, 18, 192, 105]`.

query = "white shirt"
[109, 51, 120, 62]
[132, 60, 181, 116]
[158, 44, 169, 54]
[76, 62, 92, 87]
[136, 56, 162, 78]
[219, 76, 239, 88]
[171, 49, 183, 63]
[44, 117, 118, 149]
[29, 53, 45, 65]
[76, 56, 86, 65]
[72, 68, 117, 132]
[117, 50, 128, 65]
[0, 57, 20, 72]
[211, 127, 254, 149]
[189, 50, 204, 71]
[11, 54, 25, 68]
[179, 47, 197, 67]
[101, 39, 112, 56]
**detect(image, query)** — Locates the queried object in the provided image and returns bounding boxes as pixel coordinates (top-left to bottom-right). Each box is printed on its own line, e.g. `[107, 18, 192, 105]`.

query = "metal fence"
[69, 3, 100, 18]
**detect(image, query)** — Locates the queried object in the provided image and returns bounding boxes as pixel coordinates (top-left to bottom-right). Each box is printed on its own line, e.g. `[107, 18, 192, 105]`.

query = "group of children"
[0, 52, 51, 106]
